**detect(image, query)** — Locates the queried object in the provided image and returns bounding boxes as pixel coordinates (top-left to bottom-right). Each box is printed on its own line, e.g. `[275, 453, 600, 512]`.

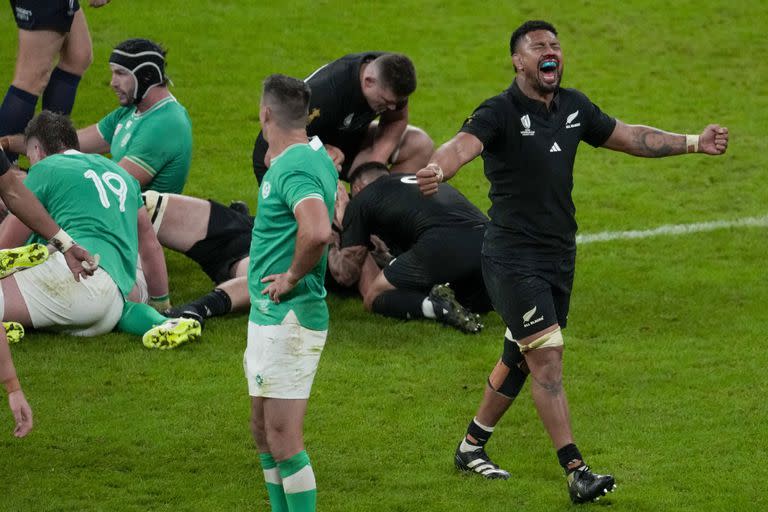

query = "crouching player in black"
[329, 162, 489, 333]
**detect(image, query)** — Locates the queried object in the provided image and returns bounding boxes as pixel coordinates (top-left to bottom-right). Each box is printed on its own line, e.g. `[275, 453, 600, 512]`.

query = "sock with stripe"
[41, 67, 82, 115]
[278, 450, 316, 512]
[460, 416, 494, 453]
[259, 452, 288, 512]
[0, 85, 38, 161]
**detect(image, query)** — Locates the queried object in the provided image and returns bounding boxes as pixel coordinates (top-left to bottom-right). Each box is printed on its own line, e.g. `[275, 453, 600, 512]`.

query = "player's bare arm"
[136, 208, 170, 310]
[368, 106, 408, 163]
[602, 121, 729, 157]
[117, 157, 153, 187]
[76, 125, 111, 154]
[324, 144, 345, 171]
[1, 334, 32, 438]
[416, 131, 484, 195]
[0, 214, 32, 249]
[261, 198, 333, 303]
[328, 244, 367, 287]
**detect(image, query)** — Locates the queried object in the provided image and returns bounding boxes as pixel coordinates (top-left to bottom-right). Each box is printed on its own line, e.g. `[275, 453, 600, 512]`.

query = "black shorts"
[184, 200, 253, 284]
[481, 253, 575, 340]
[10, 0, 79, 31]
[383, 225, 491, 312]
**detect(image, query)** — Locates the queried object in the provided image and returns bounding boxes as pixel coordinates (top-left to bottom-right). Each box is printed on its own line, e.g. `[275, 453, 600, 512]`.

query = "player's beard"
[532, 65, 563, 95]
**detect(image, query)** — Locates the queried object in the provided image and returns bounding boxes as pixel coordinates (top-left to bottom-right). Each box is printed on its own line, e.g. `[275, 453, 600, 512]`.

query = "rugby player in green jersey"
[246, 75, 337, 512]
[2, 38, 193, 194]
[0, 111, 200, 351]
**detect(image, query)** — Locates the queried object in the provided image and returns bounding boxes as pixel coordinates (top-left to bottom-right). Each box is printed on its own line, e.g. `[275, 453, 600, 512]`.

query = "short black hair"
[349, 161, 388, 187]
[24, 110, 80, 154]
[374, 54, 416, 98]
[262, 74, 311, 129]
[509, 20, 558, 55]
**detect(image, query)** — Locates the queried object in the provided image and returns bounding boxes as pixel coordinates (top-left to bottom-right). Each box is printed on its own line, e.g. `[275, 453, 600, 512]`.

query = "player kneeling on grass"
[0, 111, 199, 349]
[246, 75, 337, 512]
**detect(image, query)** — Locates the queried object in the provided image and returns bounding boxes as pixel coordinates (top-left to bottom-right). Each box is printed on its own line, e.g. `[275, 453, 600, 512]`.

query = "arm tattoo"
[327, 245, 367, 287]
[632, 127, 685, 157]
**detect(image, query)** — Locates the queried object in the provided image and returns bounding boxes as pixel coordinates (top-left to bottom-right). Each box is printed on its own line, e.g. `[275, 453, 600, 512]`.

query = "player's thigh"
[13, 29, 66, 93]
[58, 8, 92, 75]
[243, 312, 327, 400]
[12, 252, 123, 335]
[482, 255, 563, 341]
[382, 249, 433, 292]
[153, 193, 211, 251]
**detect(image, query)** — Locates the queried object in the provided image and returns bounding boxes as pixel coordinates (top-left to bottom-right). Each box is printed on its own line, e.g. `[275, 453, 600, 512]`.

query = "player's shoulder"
[558, 87, 594, 106]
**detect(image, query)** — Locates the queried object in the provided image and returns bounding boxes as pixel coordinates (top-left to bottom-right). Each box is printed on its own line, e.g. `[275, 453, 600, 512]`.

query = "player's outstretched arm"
[0, 330, 32, 438]
[602, 121, 729, 157]
[416, 132, 483, 196]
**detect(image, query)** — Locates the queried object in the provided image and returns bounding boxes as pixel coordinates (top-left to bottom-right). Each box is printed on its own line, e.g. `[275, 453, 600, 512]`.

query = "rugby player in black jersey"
[416, 20, 729, 503]
[252, 53, 433, 183]
[329, 162, 489, 333]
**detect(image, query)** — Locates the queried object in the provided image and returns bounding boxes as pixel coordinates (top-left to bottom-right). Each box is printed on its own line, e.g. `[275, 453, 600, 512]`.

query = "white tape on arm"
[686, 134, 700, 154]
[49, 229, 75, 253]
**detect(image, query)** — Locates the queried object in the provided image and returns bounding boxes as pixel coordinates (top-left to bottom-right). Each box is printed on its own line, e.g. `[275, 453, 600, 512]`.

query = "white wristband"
[686, 134, 699, 154]
[49, 228, 75, 253]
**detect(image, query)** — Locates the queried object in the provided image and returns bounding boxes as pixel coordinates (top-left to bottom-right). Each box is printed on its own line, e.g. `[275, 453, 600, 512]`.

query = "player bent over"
[0, 111, 199, 349]
[246, 75, 337, 512]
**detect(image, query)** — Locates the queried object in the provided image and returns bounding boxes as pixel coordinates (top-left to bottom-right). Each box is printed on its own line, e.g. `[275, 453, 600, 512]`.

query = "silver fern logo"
[566, 110, 581, 129]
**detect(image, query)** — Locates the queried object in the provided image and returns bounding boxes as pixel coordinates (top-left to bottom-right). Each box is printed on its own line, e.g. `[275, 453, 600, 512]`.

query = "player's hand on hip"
[8, 390, 33, 438]
[63, 245, 98, 282]
[416, 164, 442, 196]
[261, 272, 299, 303]
[699, 124, 729, 155]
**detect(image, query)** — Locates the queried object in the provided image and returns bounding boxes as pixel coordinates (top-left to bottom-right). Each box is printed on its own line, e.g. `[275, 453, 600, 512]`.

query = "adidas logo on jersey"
[550, 142, 562, 152]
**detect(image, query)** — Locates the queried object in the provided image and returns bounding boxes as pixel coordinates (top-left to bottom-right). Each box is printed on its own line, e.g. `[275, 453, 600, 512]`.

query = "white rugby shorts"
[7, 251, 124, 336]
[243, 310, 327, 399]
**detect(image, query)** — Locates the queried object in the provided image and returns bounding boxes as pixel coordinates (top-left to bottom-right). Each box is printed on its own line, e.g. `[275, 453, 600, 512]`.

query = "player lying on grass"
[327, 161, 489, 333]
[140, 191, 252, 321]
[0, 111, 200, 349]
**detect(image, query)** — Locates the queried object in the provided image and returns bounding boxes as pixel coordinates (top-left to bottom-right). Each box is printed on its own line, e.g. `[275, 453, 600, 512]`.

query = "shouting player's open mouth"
[538, 56, 560, 86]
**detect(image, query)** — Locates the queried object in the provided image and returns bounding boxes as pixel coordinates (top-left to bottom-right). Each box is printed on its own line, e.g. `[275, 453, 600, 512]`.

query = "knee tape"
[518, 328, 564, 353]
[142, 191, 167, 233]
[488, 332, 530, 399]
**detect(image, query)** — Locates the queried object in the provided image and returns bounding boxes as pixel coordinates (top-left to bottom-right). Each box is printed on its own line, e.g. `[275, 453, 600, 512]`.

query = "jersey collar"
[508, 79, 560, 115]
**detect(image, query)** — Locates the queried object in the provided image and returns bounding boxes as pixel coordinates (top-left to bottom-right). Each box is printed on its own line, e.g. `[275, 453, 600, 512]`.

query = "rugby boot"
[454, 441, 510, 480]
[3, 322, 24, 344]
[142, 317, 201, 350]
[0, 243, 48, 278]
[428, 283, 483, 334]
[567, 465, 616, 503]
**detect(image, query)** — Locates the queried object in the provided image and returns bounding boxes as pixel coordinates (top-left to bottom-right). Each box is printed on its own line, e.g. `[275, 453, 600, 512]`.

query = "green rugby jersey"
[25, 150, 143, 297]
[248, 137, 338, 330]
[97, 95, 192, 193]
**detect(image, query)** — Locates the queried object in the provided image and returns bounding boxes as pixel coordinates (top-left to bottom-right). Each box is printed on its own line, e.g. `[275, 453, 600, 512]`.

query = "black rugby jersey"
[460, 80, 615, 258]
[253, 52, 406, 182]
[340, 174, 487, 256]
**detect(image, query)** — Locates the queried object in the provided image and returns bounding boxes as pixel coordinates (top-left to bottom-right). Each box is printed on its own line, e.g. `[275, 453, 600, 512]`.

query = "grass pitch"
[1, 1, 767, 510]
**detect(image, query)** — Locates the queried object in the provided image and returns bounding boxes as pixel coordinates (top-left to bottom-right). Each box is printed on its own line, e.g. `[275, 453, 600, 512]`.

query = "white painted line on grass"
[577, 214, 768, 244]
